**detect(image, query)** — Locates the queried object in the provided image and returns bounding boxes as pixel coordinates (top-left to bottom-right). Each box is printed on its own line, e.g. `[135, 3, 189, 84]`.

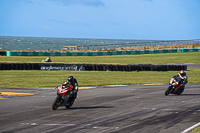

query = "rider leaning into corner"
[63, 76, 78, 102]
[173, 70, 188, 90]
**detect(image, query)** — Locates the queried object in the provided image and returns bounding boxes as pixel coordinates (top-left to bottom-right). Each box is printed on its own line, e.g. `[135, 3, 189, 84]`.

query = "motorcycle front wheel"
[165, 86, 172, 96]
[52, 95, 60, 110]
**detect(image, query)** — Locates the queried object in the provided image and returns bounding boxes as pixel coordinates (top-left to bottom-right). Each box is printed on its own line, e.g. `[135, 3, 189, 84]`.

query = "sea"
[0, 36, 155, 51]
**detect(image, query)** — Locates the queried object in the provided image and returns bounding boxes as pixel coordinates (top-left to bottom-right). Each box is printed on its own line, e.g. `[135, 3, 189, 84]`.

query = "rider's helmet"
[68, 76, 74, 83]
[179, 70, 186, 77]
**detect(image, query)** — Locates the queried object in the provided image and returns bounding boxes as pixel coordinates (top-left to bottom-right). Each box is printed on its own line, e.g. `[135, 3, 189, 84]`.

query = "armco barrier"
[0, 63, 187, 71]
[6, 48, 200, 56]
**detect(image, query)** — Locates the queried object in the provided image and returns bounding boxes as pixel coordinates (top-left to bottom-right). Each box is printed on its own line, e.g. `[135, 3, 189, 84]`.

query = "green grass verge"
[0, 69, 199, 88]
[1, 52, 200, 64]
[0, 52, 199, 88]
[190, 127, 200, 133]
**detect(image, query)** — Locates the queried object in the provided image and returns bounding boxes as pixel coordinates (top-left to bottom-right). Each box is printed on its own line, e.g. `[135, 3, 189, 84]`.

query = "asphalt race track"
[0, 84, 200, 133]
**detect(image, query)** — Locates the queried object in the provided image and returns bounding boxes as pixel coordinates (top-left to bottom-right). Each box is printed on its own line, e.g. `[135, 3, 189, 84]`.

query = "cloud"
[49, 0, 105, 7]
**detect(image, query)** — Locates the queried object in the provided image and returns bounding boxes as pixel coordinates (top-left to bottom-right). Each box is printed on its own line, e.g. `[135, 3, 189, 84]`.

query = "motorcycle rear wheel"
[52, 95, 60, 110]
[65, 99, 75, 109]
[177, 88, 184, 95]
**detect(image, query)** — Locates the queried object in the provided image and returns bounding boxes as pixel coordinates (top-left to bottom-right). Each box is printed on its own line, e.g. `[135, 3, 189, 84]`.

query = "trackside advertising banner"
[40, 64, 85, 71]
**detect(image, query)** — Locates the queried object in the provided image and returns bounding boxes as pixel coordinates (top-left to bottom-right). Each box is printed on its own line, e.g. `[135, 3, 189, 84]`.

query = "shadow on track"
[70, 106, 114, 110]
[181, 94, 200, 96]
[164, 94, 200, 96]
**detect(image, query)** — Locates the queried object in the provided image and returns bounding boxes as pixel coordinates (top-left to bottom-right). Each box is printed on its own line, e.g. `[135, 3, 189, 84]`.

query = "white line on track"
[181, 122, 200, 133]
[40, 124, 76, 126]
[21, 123, 76, 126]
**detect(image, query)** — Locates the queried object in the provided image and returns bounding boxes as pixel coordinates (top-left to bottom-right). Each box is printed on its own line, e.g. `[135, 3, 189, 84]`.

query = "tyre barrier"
[0, 51, 6, 56]
[0, 63, 40, 70]
[0, 63, 187, 71]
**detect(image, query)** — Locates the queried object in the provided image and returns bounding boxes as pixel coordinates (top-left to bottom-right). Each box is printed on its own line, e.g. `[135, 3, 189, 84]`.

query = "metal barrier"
[63, 39, 200, 51]
[6, 48, 200, 56]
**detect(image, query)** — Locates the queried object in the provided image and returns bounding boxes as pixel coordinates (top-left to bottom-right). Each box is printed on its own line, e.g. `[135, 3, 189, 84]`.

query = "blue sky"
[0, 0, 199, 40]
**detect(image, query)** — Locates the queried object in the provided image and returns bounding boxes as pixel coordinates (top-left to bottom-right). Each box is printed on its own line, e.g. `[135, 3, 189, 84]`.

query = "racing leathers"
[63, 78, 78, 99]
[173, 73, 188, 85]
[173, 72, 188, 92]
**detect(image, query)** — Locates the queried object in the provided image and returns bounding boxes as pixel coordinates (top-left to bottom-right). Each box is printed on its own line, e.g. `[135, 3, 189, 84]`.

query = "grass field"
[0, 52, 199, 88]
[0, 68, 199, 88]
[1, 52, 200, 64]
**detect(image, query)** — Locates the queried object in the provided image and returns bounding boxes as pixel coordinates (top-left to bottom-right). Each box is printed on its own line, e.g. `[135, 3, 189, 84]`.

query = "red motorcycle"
[52, 84, 75, 110]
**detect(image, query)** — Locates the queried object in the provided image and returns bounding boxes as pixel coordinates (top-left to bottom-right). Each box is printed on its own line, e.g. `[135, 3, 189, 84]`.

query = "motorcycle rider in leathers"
[63, 76, 78, 104]
[173, 70, 188, 92]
